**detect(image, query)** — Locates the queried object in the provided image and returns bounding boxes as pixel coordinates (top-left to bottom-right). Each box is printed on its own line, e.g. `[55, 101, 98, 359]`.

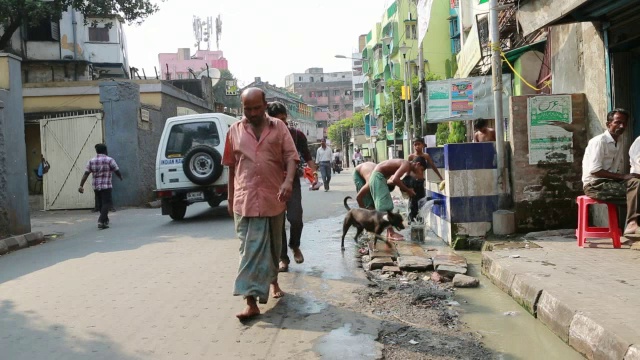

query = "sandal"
[292, 248, 304, 264]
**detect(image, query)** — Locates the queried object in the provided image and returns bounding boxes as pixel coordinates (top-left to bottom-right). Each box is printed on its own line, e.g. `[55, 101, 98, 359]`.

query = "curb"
[482, 251, 638, 360]
[0, 231, 45, 256]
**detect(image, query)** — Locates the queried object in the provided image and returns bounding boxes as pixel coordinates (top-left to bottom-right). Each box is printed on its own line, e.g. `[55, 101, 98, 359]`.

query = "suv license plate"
[187, 191, 204, 201]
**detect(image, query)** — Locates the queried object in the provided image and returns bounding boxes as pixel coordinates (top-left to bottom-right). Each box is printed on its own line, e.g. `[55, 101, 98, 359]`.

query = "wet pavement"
[2, 169, 583, 359]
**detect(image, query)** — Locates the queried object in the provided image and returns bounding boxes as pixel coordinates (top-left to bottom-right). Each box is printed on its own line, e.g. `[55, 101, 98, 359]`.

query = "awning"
[501, 39, 547, 71]
[519, 0, 639, 36]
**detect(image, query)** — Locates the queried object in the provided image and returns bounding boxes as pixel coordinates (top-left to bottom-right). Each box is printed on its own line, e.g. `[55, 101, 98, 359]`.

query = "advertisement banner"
[426, 74, 512, 123]
[426, 81, 451, 120]
[527, 95, 573, 164]
[450, 80, 473, 116]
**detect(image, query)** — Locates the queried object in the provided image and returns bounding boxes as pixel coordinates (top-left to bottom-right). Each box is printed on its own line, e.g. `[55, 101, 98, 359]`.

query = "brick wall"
[509, 94, 588, 231]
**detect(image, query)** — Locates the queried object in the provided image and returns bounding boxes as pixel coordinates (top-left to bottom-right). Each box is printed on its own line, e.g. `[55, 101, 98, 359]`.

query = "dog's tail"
[343, 196, 352, 211]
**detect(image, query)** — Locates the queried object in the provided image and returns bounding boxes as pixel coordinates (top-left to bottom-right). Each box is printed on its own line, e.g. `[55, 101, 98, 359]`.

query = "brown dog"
[341, 196, 405, 251]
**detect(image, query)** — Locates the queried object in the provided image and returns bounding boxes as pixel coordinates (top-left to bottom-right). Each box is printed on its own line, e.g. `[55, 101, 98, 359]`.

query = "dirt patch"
[351, 255, 492, 359]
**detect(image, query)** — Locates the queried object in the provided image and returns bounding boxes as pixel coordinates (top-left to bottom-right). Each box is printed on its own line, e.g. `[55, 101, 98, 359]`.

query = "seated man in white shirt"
[582, 108, 640, 235]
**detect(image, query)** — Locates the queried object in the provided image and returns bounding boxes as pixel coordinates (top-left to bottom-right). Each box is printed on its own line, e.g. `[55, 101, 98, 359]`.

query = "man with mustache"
[223, 88, 299, 320]
[582, 108, 640, 236]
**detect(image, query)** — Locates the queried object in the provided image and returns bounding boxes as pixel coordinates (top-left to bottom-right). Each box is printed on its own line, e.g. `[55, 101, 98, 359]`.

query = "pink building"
[158, 48, 228, 80]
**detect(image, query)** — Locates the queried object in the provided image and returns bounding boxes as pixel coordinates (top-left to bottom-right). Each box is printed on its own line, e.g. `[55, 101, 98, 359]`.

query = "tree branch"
[0, 18, 22, 51]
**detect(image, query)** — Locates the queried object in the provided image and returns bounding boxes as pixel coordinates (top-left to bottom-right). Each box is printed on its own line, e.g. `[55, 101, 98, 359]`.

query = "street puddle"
[313, 323, 381, 359]
[294, 216, 362, 281]
[289, 292, 328, 316]
[455, 252, 583, 359]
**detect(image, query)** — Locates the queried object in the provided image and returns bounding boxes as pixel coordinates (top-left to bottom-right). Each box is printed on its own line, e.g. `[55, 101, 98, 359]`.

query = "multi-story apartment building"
[241, 77, 318, 142]
[158, 48, 228, 80]
[1, 9, 130, 82]
[285, 68, 354, 138]
[360, 0, 452, 138]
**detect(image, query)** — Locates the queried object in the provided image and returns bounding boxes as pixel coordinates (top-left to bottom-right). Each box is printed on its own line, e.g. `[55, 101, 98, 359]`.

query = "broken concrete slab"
[368, 239, 397, 260]
[365, 257, 395, 271]
[436, 264, 468, 277]
[397, 256, 433, 271]
[509, 275, 543, 316]
[453, 274, 479, 288]
[395, 242, 426, 257]
[433, 253, 468, 269]
[382, 266, 401, 274]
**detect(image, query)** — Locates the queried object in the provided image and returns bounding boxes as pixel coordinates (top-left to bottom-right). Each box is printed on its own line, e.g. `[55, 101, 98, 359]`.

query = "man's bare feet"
[236, 296, 260, 321]
[278, 261, 289, 272]
[293, 248, 304, 264]
[271, 281, 285, 298]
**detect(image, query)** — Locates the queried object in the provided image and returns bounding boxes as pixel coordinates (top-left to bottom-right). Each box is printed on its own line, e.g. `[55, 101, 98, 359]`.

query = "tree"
[0, 0, 160, 51]
[212, 69, 240, 111]
[378, 72, 442, 140]
[327, 111, 367, 150]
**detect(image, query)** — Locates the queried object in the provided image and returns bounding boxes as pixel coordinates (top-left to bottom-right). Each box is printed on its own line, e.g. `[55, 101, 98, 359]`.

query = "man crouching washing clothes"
[582, 108, 640, 236]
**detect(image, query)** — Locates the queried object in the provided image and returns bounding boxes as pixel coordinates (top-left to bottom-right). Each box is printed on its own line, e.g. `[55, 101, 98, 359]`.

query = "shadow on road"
[1, 204, 235, 285]
[0, 299, 140, 360]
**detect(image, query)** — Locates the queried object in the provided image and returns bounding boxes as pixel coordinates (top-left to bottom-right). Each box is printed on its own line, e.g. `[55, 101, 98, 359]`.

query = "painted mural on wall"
[527, 95, 573, 164]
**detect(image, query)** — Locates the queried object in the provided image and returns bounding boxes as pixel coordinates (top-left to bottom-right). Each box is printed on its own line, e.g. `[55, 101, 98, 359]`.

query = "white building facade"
[2, 8, 130, 82]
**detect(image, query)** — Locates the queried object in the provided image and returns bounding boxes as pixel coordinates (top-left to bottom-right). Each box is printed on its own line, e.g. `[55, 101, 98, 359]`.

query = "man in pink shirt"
[222, 88, 299, 321]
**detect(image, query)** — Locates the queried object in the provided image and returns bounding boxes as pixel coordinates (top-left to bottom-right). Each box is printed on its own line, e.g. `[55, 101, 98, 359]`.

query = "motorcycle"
[332, 159, 343, 174]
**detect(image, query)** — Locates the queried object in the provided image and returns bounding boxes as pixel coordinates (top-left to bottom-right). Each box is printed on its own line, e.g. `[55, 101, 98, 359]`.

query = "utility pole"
[409, 63, 417, 143]
[418, 43, 426, 138]
[390, 85, 396, 158]
[399, 42, 411, 154]
[403, 58, 411, 145]
[490, 0, 507, 207]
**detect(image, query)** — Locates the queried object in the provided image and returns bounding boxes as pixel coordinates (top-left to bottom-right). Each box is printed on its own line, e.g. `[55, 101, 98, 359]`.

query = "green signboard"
[527, 95, 573, 164]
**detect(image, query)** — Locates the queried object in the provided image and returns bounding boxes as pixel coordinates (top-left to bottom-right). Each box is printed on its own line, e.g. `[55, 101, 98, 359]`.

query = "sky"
[124, 0, 392, 88]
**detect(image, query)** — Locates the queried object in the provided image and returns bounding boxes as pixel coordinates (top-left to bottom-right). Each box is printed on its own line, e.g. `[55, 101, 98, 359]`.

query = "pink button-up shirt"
[222, 116, 299, 217]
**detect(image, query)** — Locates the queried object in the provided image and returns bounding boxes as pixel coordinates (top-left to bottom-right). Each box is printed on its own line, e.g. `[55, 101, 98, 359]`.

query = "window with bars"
[26, 18, 60, 41]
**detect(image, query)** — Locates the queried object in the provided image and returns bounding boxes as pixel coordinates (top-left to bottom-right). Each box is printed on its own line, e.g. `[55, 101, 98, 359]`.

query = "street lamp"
[398, 42, 411, 144]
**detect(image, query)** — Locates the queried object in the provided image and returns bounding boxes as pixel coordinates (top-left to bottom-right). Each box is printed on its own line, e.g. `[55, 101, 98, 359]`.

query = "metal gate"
[40, 114, 103, 210]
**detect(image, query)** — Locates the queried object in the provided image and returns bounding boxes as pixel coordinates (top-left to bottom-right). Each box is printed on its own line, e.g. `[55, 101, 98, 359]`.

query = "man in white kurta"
[582, 109, 640, 235]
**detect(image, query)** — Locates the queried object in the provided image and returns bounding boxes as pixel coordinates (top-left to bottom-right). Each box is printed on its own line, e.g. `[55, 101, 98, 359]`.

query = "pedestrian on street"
[583, 108, 640, 236]
[356, 158, 426, 241]
[78, 144, 123, 229]
[316, 138, 332, 191]
[223, 88, 299, 321]
[352, 148, 363, 167]
[266, 101, 316, 273]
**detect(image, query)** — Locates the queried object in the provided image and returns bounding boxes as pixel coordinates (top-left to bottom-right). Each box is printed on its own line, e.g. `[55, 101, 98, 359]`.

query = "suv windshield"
[165, 121, 220, 158]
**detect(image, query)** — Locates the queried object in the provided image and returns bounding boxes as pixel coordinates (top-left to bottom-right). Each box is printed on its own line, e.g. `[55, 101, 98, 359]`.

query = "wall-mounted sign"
[225, 80, 238, 96]
[527, 95, 573, 164]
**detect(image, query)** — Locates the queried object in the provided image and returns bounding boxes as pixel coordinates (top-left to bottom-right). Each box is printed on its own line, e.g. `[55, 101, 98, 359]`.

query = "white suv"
[155, 113, 239, 220]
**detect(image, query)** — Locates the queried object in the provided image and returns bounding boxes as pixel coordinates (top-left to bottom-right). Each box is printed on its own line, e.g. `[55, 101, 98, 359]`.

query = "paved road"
[0, 170, 385, 359]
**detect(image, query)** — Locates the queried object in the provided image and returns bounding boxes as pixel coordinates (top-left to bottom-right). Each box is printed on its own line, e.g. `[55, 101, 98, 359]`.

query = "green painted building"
[361, 0, 452, 140]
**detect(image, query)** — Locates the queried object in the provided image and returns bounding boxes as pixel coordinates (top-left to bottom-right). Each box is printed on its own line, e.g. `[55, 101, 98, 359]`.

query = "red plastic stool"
[575, 195, 621, 248]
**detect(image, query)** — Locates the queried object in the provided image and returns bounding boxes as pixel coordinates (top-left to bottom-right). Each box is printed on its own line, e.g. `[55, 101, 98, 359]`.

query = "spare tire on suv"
[182, 145, 223, 185]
